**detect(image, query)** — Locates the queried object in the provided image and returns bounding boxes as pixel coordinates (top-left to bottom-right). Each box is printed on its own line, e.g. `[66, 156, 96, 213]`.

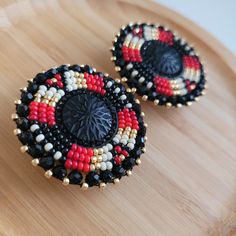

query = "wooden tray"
[0, 0, 235, 235]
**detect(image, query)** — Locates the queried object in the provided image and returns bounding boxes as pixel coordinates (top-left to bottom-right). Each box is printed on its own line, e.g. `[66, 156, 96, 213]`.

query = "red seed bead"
[65, 159, 72, 169]
[57, 81, 64, 88]
[83, 163, 90, 173]
[47, 107, 55, 111]
[29, 115, 37, 120]
[73, 152, 80, 161]
[77, 146, 82, 153]
[114, 156, 122, 165]
[30, 110, 38, 116]
[54, 74, 61, 80]
[39, 118, 47, 123]
[46, 79, 53, 86]
[87, 148, 93, 156]
[72, 161, 78, 170]
[114, 146, 122, 153]
[122, 150, 129, 157]
[78, 154, 85, 162]
[67, 150, 74, 159]
[71, 144, 77, 151]
[84, 155, 90, 163]
[82, 148, 87, 155]
[48, 120, 56, 126]
[78, 162, 84, 171]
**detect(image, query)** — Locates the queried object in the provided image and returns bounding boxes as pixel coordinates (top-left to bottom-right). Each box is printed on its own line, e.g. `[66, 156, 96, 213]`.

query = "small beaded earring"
[111, 22, 207, 107]
[12, 64, 147, 189]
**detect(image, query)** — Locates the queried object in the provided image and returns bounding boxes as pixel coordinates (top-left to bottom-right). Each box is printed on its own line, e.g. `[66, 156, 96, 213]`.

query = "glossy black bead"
[16, 117, 30, 131]
[68, 171, 83, 185]
[39, 156, 54, 169]
[18, 131, 34, 145]
[113, 166, 125, 179]
[21, 92, 33, 104]
[34, 73, 47, 84]
[17, 104, 28, 116]
[100, 170, 113, 183]
[29, 144, 44, 158]
[58, 156, 66, 164]
[52, 165, 67, 180]
[57, 65, 69, 73]
[69, 65, 82, 72]
[122, 158, 136, 170]
[28, 82, 38, 93]
[45, 68, 57, 78]
[85, 172, 100, 186]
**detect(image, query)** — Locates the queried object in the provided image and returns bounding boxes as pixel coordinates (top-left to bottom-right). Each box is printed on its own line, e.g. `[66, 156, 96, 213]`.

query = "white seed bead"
[58, 89, 65, 96]
[54, 151, 62, 160]
[122, 134, 129, 140]
[54, 93, 61, 99]
[127, 143, 135, 150]
[114, 87, 120, 93]
[128, 138, 136, 144]
[113, 137, 119, 144]
[106, 152, 112, 160]
[30, 124, 39, 132]
[66, 78, 72, 85]
[106, 81, 113, 88]
[100, 162, 107, 171]
[49, 87, 57, 94]
[66, 85, 73, 91]
[72, 84, 78, 90]
[38, 90, 45, 96]
[131, 70, 138, 78]
[126, 63, 133, 70]
[106, 143, 113, 151]
[64, 71, 70, 78]
[71, 77, 76, 83]
[120, 139, 128, 145]
[115, 134, 121, 140]
[102, 153, 107, 162]
[120, 95, 127, 100]
[106, 162, 113, 170]
[36, 134, 45, 143]
[39, 85, 47, 92]
[44, 143, 53, 152]
[139, 77, 145, 83]
[126, 103, 132, 108]
[46, 90, 53, 97]
[103, 146, 108, 153]
[69, 70, 75, 77]
[147, 82, 153, 89]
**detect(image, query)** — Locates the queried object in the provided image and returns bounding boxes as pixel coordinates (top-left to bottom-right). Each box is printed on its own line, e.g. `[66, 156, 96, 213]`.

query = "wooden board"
[0, 0, 236, 235]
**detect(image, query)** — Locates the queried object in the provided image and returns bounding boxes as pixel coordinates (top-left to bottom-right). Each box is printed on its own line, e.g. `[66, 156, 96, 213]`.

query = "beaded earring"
[12, 64, 147, 189]
[111, 22, 207, 107]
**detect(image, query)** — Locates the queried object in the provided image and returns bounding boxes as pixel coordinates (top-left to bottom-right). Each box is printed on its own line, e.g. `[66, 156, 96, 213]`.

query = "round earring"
[12, 64, 147, 189]
[111, 22, 207, 107]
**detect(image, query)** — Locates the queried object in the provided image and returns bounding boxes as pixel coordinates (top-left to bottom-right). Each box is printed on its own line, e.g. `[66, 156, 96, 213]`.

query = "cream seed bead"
[39, 85, 47, 91]
[106, 162, 113, 170]
[36, 134, 45, 143]
[44, 143, 53, 151]
[100, 162, 107, 171]
[106, 81, 113, 88]
[30, 124, 39, 132]
[53, 151, 62, 160]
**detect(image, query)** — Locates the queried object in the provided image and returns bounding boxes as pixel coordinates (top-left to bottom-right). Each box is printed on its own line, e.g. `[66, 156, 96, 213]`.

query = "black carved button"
[111, 23, 207, 107]
[13, 64, 147, 189]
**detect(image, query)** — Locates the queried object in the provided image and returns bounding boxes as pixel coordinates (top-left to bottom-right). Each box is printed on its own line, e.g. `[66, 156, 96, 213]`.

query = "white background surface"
[155, 0, 236, 55]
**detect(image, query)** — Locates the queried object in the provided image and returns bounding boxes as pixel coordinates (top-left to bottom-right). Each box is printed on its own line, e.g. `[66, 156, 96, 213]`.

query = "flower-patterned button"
[111, 23, 207, 107]
[12, 64, 147, 189]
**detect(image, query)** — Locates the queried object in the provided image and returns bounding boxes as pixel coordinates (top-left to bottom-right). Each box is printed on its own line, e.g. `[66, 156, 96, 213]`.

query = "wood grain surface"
[0, 0, 236, 235]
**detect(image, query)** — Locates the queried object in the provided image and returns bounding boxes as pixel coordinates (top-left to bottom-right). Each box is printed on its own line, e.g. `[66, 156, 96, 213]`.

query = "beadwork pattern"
[111, 23, 207, 107]
[13, 64, 147, 188]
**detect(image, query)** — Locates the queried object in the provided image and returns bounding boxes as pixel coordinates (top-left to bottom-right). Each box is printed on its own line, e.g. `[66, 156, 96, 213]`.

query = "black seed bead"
[39, 156, 54, 169]
[186, 94, 195, 101]
[85, 172, 100, 186]
[58, 156, 66, 164]
[16, 117, 30, 131]
[113, 166, 125, 179]
[69, 65, 82, 72]
[84, 65, 93, 74]
[45, 68, 57, 78]
[17, 104, 28, 117]
[52, 165, 67, 180]
[122, 158, 136, 170]
[18, 131, 34, 145]
[57, 64, 69, 73]
[28, 82, 38, 93]
[100, 170, 114, 183]
[21, 92, 34, 104]
[29, 144, 44, 158]
[34, 73, 47, 84]
[68, 171, 83, 185]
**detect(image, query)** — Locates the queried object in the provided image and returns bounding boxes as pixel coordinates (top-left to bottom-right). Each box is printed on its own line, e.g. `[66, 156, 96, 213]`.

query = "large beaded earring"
[111, 22, 207, 108]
